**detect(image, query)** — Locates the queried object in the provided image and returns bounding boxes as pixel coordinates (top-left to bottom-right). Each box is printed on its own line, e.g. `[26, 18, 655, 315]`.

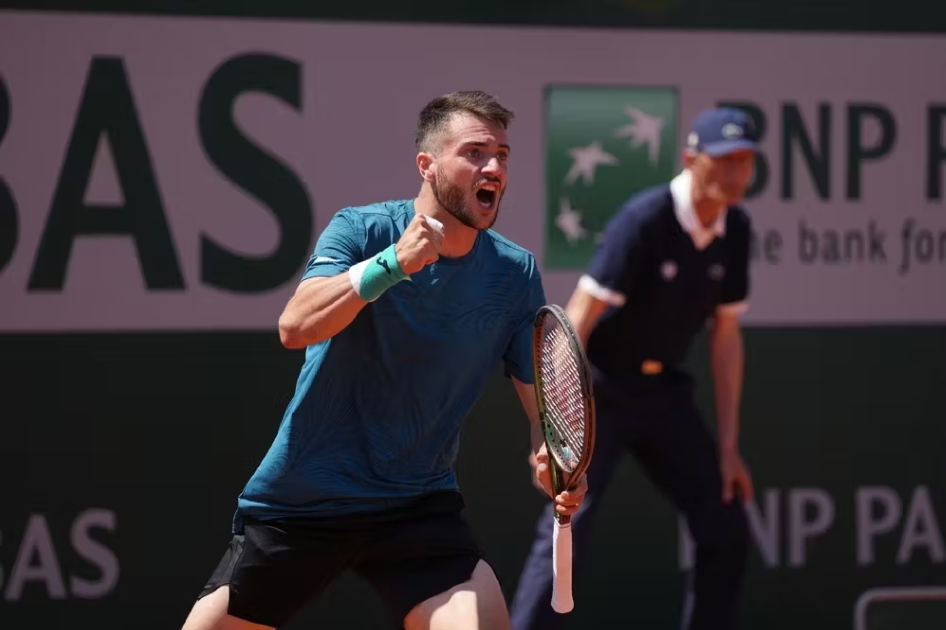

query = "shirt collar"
[669, 169, 726, 251]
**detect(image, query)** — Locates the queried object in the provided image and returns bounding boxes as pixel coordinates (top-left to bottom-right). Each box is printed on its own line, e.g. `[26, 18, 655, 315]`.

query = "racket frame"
[532, 303, 596, 517]
[531, 304, 597, 614]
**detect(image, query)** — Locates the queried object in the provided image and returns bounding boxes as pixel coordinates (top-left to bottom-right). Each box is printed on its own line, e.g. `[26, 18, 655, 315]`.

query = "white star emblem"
[555, 197, 587, 244]
[564, 141, 618, 186]
[613, 106, 664, 165]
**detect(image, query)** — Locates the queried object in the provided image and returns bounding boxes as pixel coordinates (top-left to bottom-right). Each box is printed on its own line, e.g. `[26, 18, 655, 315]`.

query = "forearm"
[710, 324, 744, 455]
[278, 274, 367, 348]
[565, 288, 609, 348]
[513, 377, 545, 455]
[528, 411, 545, 455]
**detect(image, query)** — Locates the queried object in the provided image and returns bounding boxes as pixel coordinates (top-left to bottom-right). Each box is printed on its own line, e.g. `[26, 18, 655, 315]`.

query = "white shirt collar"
[669, 169, 726, 251]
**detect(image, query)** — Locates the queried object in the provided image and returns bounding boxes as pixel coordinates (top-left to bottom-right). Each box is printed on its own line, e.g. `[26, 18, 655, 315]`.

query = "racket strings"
[539, 322, 586, 471]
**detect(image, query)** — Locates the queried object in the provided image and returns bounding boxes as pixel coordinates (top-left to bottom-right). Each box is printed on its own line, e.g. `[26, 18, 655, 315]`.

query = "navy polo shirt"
[580, 169, 751, 381]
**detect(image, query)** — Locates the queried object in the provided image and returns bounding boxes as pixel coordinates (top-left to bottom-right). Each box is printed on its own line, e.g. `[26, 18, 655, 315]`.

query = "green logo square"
[544, 85, 679, 269]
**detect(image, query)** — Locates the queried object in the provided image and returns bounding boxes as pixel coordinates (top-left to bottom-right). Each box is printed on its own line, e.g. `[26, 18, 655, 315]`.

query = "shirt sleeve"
[579, 200, 647, 306]
[301, 209, 366, 281]
[503, 259, 547, 384]
[718, 208, 751, 316]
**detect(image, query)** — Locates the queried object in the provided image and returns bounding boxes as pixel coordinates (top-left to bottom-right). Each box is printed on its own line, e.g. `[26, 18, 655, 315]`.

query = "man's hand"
[720, 449, 754, 504]
[510, 377, 588, 516]
[530, 444, 588, 516]
[395, 214, 444, 275]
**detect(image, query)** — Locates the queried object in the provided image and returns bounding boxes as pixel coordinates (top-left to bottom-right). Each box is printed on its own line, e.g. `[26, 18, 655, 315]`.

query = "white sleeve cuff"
[717, 301, 749, 317]
[578, 274, 626, 307]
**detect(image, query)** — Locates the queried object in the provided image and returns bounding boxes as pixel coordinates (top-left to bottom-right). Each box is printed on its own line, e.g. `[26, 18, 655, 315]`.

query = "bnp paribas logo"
[544, 86, 678, 269]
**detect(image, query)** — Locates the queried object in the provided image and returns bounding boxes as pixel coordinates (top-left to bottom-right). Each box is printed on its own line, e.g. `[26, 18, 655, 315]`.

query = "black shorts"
[198, 491, 484, 627]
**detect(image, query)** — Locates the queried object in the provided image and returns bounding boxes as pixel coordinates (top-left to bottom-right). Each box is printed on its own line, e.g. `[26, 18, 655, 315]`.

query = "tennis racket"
[532, 304, 596, 614]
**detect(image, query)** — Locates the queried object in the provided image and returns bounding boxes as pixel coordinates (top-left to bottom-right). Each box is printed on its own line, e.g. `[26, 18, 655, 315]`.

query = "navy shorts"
[198, 491, 484, 627]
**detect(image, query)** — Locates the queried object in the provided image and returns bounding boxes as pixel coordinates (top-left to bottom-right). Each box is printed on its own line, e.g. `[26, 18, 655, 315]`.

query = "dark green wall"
[2, 327, 943, 629]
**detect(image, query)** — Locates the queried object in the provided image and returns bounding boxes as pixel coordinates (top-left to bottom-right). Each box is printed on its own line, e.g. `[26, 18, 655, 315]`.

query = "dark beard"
[431, 177, 501, 231]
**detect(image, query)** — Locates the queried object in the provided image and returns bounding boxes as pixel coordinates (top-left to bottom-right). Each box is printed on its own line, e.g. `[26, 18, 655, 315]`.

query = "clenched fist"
[395, 214, 444, 275]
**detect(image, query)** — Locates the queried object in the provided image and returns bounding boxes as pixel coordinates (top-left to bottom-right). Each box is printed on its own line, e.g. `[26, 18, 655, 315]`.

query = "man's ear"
[417, 152, 436, 182]
[682, 149, 697, 169]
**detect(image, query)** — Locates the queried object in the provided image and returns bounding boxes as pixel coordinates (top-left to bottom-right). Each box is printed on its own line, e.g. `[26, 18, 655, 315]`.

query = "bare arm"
[278, 212, 444, 349]
[709, 310, 745, 456]
[514, 372, 589, 509]
[564, 284, 612, 348]
[277, 274, 367, 349]
[512, 376, 544, 455]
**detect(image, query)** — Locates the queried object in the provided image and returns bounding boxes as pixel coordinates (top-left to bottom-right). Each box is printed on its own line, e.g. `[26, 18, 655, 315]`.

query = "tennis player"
[510, 107, 758, 630]
[179, 91, 587, 630]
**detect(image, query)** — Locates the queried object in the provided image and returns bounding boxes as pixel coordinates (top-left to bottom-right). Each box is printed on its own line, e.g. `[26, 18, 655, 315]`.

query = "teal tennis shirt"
[235, 199, 546, 528]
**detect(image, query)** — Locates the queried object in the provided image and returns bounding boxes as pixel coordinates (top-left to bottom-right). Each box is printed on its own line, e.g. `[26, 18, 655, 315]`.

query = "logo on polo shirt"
[661, 260, 678, 280]
[708, 263, 726, 280]
[543, 85, 678, 270]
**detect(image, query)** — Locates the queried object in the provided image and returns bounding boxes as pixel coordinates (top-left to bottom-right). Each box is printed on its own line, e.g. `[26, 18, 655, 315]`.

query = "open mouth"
[474, 183, 499, 209]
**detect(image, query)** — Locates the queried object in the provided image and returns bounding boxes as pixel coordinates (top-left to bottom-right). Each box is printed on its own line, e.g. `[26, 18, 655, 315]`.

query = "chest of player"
[639, 235, 731, 315]
[368, 261, 522, 356]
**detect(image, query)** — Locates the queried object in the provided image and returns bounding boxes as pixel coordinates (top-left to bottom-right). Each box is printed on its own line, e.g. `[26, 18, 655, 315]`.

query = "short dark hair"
[414, 91, 515, 153]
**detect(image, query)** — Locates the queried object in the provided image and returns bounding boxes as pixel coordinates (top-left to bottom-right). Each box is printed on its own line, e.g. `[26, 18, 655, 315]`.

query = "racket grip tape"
[551, 518, 574, 613]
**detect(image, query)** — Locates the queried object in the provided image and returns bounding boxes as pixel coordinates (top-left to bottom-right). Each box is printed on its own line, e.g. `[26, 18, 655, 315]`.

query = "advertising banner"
[0, 12, 944, 330]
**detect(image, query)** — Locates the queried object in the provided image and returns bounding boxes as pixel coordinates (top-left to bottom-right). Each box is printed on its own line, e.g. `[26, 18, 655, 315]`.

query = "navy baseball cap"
[686, 107, 759, 157]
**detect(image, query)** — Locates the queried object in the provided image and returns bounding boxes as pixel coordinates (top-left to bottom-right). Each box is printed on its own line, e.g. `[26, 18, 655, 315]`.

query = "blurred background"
[1, 1, 944, 628]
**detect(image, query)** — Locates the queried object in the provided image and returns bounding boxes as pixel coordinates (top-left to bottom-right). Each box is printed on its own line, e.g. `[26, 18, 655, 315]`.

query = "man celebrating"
[511, 107, 758, 630]
[179, 91, 587, 630]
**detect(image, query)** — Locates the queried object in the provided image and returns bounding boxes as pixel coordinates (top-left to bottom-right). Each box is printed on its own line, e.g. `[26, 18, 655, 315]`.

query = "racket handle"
[551, 518, 574, 613]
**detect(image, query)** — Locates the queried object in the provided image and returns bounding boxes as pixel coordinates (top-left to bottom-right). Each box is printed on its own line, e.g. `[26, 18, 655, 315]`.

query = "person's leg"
[627, 401, 749, 630]
[180, 517, 360, 630]
[403, 559, 510, 630]
[508, 394, 629, 630]
[181, 586, 272, 630]
[353, 492, 496, 630]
